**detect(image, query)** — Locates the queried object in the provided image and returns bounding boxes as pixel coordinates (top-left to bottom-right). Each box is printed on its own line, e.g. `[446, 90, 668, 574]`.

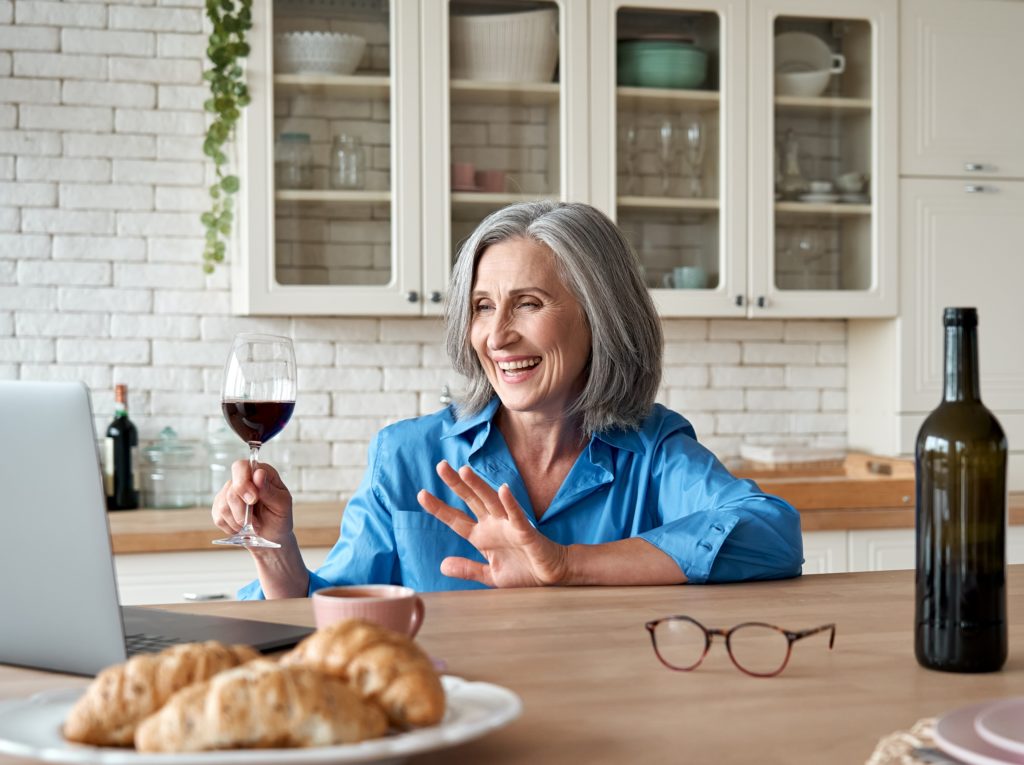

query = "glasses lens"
[727, 624, 790, 676]
[653, 618, 707, 670]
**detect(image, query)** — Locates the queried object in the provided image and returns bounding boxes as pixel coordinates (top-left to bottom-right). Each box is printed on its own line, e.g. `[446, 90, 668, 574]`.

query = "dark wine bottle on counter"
[105, 383, 139, 511]
[915, 307, 1007, 672]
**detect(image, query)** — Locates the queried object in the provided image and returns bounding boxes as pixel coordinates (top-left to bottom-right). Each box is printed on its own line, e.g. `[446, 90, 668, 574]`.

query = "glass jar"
[329, 134, 366, 190]
[778, 128, 809, 201]
[141, 427, 199, 509]
[205, 425, 246, 505]
[275, 132, 314, 189]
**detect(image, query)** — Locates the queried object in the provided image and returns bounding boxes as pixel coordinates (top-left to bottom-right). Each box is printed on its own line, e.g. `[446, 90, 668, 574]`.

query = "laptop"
[0, 381, 313, 676]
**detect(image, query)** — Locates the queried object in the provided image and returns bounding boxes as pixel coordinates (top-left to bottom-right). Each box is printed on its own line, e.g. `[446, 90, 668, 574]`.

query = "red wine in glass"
[214, 333, 297, 549]
[221, 400, 295, 444]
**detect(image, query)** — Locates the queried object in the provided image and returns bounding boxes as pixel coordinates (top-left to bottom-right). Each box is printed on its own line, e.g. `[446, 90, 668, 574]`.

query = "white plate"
[934, 700, 1024, 765]
[976, 698, 1024, 755]
[0, 675, 521, 765]
[798, 193, 840, 203]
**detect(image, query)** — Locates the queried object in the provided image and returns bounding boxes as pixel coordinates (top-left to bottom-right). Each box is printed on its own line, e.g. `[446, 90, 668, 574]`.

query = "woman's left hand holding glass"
[417, 460, 570, 588]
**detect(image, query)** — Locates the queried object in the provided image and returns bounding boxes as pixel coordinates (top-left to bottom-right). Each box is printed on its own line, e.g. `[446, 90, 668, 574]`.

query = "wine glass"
[658, 119, 676, 196]
[214, 333, 297, 548]
[624, 123, 639, 195]
[795, 226, 823, 290]
[683, 116, 707, 197]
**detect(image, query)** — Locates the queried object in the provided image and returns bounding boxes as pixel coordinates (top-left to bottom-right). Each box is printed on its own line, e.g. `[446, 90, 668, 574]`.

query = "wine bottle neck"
[943, 323, 981, 402]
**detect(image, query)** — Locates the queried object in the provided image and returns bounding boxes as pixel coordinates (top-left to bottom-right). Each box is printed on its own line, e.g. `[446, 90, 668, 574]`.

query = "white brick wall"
[0, 2, 851, 504]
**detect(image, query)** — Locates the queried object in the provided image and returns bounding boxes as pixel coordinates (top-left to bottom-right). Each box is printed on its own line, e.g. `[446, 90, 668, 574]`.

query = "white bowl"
[275, 31, 366, 76]
[775, 69, 832, 97]
[775, 31, 845, 73]
[450, 7, 558, 83]
[836, 171, 868, 193]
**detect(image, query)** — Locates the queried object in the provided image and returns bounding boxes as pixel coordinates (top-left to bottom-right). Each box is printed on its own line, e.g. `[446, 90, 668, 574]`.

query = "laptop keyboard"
[125, 633, 188, 655]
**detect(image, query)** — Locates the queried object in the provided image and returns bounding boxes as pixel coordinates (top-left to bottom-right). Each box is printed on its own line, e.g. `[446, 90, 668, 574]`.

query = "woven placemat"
[866, 718, 966, 764]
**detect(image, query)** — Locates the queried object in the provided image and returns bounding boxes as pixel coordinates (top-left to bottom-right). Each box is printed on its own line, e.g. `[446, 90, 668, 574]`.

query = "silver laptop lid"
[0, 381, 128, 673]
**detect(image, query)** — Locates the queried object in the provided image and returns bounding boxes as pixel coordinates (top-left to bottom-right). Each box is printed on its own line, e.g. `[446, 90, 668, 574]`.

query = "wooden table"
[3, 568, 1024, 763]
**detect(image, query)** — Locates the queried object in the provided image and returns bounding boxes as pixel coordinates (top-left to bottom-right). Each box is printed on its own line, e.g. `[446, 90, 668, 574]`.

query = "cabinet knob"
[735, 294, 744, 306]
[429, 291, 443, 303]
[964, 162, 985, 172]
[756, 295, 766, 308]
[406, 291, 419, 303]
[964, 185, 988, 193]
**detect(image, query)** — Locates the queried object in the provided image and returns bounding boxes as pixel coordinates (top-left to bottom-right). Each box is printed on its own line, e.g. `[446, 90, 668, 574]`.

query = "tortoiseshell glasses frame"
[645, 615, 836, 678]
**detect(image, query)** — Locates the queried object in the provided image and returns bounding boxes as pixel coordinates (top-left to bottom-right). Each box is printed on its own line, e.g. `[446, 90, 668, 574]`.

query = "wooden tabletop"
[3, 568, 1024, 764]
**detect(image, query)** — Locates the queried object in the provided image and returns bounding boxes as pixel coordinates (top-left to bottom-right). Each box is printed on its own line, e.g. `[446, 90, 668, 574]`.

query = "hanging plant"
[201, 0, 253, 274]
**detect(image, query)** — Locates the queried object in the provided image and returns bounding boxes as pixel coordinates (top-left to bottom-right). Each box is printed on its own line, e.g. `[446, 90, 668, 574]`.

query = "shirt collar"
[443, 397, 644, 455]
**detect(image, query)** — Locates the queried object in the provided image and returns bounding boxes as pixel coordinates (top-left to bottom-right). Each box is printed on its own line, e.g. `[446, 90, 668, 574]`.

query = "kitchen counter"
[106, 453, 1024, 554]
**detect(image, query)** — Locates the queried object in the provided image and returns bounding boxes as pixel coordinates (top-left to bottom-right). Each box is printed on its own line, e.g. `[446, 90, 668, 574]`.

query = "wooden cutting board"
[734, 452, 915, 512]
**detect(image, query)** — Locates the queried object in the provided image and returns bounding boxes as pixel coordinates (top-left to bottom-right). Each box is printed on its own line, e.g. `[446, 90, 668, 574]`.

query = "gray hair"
[444, 200, 663, 436]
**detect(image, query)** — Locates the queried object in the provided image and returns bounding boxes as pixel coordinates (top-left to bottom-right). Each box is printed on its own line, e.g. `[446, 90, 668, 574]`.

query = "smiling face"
[469, 237, 592, 421]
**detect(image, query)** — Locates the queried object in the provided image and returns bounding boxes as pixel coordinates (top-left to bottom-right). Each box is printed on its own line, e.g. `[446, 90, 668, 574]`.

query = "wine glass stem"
[241, 443, 260, 533]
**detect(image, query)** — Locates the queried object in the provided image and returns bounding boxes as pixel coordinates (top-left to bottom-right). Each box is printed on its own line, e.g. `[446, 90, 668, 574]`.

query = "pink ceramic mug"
[450, 161, 475, 189]
[475, 169, 506, 193]
[312, 584, 425, 636]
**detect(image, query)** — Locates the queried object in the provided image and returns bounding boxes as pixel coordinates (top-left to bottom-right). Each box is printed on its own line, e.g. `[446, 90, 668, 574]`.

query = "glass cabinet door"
[590, 0, 748, 317]
[239, 0, 422, 314]
[448, 0, 562, 264]
[420, 0, 585, 313]
[749, 0, 897, 317]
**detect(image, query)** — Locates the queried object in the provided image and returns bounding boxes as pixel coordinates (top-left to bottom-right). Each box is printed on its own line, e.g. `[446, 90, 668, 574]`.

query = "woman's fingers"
[435, 460, 493, 520]
[418, 489, 476, 539]
[498, 483, 533, 530]
[223, 485, 249, 528]
[440, 556, 494, 587]
[230, 459, 258, 505]
[456, 466, 508, 520]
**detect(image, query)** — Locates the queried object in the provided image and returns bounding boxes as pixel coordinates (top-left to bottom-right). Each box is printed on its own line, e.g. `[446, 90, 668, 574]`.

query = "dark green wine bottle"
[915, 307, 1007, 672]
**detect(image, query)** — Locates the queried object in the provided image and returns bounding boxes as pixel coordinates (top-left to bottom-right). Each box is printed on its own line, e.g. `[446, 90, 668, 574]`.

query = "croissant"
[63, 640, 259, 747]
[281, 619, 446, 728]
[134, 659, 388, 752]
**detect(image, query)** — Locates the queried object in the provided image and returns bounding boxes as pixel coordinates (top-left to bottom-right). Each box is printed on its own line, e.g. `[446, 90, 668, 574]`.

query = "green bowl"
[617, 41, 708, 89]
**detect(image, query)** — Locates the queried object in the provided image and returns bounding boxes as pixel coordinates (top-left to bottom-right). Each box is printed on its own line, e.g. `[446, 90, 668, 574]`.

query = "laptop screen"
[0, 381, 129, 674]
[0, 381, 313, 676]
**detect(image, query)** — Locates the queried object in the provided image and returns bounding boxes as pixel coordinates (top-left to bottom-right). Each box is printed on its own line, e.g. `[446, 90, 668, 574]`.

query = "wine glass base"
[213, 533, 281, 549]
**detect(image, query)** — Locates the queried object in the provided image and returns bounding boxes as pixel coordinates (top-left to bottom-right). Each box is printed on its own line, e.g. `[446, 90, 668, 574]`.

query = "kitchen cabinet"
[236, 0, 896, 319]
[236, 0, 586, 316]
[591, 0, 897, 318]
[114, 548, 332, 605]
[803, 527, 1024, 574]
[848, 178, 1024, 488]
[848, 0, 1024, 489]
[899, 0, 1024, 179]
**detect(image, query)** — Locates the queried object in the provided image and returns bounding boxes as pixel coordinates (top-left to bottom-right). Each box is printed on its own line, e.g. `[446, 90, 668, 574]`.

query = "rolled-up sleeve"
[639, 430, 803, 584]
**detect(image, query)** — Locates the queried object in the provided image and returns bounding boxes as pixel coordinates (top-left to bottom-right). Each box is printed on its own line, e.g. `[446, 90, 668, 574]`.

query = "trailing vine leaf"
[201, 0, 253, 274]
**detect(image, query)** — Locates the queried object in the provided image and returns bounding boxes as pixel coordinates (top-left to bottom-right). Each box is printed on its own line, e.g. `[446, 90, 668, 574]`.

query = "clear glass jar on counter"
[141, 427, 200, 509]
[329, 134, 366, 190]
[206, 425, 246, 505]
[275, 132, 314, 189]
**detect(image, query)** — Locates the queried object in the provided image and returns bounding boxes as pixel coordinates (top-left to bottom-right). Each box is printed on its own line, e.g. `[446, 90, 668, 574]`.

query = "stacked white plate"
[934, 697, 1024, 764]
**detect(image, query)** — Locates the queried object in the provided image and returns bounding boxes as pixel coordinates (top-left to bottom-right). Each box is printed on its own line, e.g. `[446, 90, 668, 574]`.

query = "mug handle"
[830, 53, 846, 75]
[661, 272, 674, 288]
[408, 596, 425, 637]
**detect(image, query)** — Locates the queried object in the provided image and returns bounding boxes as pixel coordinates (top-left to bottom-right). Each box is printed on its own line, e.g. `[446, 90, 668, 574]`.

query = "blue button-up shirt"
[239, 399, 803, 598]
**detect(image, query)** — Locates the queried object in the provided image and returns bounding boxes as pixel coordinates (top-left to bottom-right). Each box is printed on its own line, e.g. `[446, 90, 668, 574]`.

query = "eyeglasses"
[645, 615, 836, 678]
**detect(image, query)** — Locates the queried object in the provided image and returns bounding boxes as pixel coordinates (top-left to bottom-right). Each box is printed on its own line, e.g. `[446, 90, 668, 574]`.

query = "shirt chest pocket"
[390, 509, 478, 564]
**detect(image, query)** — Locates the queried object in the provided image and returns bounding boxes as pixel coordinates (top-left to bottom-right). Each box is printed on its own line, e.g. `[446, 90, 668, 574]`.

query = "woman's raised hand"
[417, 460, 570, 588]
[211, 460, 295, 545]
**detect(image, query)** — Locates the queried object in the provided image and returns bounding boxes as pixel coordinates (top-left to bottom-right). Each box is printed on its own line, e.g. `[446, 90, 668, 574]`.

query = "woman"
[214, 201, 803, 597]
